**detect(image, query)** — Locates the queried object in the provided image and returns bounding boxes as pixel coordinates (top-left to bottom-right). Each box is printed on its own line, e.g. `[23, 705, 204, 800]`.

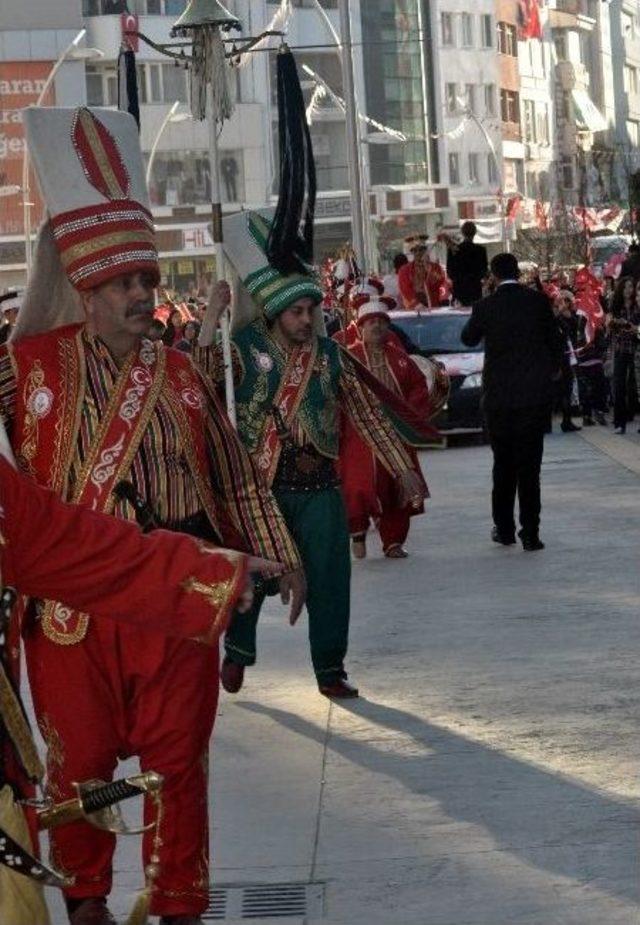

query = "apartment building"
[436, 0, 504, 243]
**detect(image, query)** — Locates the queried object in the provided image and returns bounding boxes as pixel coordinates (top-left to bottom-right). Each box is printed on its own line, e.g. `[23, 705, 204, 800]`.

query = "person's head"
[489, 253, 520, 283]
[146, 318, 166, 341]
[555, 289, 575, 317]
[412, 245, 429, 269]
[1, 305, 19, 327]
[461, 221, 477, 241]
[393, 253, 409, 274]
[184, 320, 200, 342]
[360, 312, 390, 347]
[272, 297, 316, 346]
[611, 275, 635, 313]
[629, 242, 640, 255]
[170, 308, 183, 328]
[81, 270, 156, 343]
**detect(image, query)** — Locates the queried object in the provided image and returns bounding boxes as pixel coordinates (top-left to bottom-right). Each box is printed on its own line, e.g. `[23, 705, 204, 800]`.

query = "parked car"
[390, 308, 484, 434]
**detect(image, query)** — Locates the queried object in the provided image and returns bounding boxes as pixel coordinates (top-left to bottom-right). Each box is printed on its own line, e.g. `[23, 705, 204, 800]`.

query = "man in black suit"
[461, 253, 563, 551]
[446, 221, 489, 305]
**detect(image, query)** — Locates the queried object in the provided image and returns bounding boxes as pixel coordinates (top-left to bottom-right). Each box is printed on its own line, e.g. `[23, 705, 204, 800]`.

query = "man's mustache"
[127, 303, 154, 317]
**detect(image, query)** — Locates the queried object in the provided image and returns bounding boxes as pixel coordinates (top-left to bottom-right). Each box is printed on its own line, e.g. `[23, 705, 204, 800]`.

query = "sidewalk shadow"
[237, 697, 639, 904]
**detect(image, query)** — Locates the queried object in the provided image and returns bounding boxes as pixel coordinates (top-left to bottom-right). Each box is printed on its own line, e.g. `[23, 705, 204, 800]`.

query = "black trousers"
[613, 352, 635, 429]
[486, 405, 548, 539]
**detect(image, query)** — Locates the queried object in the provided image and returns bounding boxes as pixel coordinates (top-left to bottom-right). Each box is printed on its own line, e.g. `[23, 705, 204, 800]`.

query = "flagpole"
[338, 0, 366, 269]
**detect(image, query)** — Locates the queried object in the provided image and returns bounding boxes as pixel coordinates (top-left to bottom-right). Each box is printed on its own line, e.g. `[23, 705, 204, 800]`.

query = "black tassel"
[266, 47, 317, 275]
[118, 46, 140, 131]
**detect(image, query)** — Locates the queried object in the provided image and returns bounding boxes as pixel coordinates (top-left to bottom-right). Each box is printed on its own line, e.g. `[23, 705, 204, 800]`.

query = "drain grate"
[203, 881, 325, 920]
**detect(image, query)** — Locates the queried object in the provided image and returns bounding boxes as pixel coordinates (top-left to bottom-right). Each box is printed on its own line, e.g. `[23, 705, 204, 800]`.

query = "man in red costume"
[0, 107, 301, 925]
[398, 237, 447, 309]
[340, 297, 432, 559]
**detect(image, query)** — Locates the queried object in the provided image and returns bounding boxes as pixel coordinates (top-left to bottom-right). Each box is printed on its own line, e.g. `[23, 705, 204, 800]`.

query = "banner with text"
[0, 61, 55, 238]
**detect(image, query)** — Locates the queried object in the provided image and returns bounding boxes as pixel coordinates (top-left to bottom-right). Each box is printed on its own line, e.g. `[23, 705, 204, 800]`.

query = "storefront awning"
[572, 89, 608, 133]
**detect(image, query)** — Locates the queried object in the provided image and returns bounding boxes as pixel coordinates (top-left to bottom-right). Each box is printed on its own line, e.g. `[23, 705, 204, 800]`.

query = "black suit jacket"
[460, 283, 563, 411]
[447, 241, 488, 304]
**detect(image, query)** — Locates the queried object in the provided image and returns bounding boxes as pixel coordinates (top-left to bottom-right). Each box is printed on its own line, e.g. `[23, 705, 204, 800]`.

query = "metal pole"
[206, 83, 236, 427]
[338, 0, 366, 269]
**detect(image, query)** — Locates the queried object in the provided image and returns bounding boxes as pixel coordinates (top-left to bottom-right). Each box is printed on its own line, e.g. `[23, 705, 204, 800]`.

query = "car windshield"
[392, 313, 481, 354]
[592, 240, 627, 265]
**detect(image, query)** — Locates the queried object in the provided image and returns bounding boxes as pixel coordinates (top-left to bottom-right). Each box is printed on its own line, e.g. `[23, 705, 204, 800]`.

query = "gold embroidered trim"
[43, 341, 166, 645]
[0, 663, 44, 780]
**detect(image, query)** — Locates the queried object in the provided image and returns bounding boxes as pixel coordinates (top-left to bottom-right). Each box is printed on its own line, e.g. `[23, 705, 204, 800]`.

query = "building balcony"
[549, 8, 595, 31]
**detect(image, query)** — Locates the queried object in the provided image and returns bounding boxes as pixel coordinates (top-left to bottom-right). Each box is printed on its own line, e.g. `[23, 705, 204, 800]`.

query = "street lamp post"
[337, 0, 366, 271]
[457, 100, 509, 252]
[22, 30, 104, 273]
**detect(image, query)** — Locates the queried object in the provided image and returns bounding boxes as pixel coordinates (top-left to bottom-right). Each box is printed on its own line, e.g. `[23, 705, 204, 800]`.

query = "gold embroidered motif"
[38, 715, 65, 800]
[19, 359, 46, 474]
[182, 572, 237, 640]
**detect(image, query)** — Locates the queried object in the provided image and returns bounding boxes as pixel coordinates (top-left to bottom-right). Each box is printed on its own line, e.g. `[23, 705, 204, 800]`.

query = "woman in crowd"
[162, 307, 185, 347]
[607, 275, 638, 434]
[175, 319, 201, 354]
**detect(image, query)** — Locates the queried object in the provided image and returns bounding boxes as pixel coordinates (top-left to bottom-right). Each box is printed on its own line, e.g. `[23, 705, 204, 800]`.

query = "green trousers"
[225, 487, 351, 684]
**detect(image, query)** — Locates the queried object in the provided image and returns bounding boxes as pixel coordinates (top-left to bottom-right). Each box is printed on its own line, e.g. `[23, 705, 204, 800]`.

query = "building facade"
[1, 0, 639, 291]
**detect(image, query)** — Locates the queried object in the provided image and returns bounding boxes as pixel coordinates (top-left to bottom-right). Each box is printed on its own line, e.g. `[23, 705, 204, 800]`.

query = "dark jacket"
[446, 240, 488, 305]
[460, 282, 563, 411]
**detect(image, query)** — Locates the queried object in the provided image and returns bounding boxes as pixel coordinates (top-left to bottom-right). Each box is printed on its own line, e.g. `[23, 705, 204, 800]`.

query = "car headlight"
[460, 372, 482, 389]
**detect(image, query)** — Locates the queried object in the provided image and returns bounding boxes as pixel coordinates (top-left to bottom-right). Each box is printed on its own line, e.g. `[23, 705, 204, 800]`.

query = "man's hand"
[279, 568, 307, 626]
[247, 556, 285, 579]
[198, 280, 232, 347]
[397, 469, 427, 509]
[236, 574, 254, 614]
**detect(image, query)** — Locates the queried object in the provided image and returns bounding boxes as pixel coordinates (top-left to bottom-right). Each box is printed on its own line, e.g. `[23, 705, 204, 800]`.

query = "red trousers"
[25, 618, 219, 917]
[349, 468, 412, 552]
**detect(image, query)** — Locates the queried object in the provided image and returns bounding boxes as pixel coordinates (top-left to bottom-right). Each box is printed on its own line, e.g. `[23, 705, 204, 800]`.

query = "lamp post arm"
[146, 101, 180, 188]
[463, 106, 509, 252]
[35, 28, 86, 106]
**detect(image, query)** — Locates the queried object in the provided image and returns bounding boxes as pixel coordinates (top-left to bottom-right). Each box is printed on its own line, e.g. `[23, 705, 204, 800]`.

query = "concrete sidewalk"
[48, 428, 640, 924]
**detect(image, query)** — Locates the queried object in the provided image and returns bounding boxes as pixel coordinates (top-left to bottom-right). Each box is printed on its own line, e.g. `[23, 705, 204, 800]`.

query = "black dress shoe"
[67, 898, 116, 925]
[491, 527, 516, 546]
[221, 656, 245, 694]
[518, 530, 545, 551]
[159, 917, 204, 924]
[319, 678, 359, 699]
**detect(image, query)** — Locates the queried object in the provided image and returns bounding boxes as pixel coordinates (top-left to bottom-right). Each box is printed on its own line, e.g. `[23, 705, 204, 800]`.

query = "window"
[148, 63, 162, 103]
[449, 152, 460, 185]
[468, 152, 480, 184]
[487, 153, 498, 185]
[624, 65, 638, 96]
[481, 14, 493, 48]
[622, 11, 636, 39]
[523, 99, 536, 143]
[441, 12, 454, 46]
[461, 13, 474, 47]
[84, 66, 118, 106]
[536, 103, 550, 144]
[484, 84, 496, 116]
[497, 21, 517, 56]
[162, 63, 188, 104]
[554, 35, 567, 61]
[500, 89, 520, 123]
[561, 157, 574, 190]
[465, 84, 476, 113]
[86, 67, 104, 106]
[446, 82, 458, 113]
